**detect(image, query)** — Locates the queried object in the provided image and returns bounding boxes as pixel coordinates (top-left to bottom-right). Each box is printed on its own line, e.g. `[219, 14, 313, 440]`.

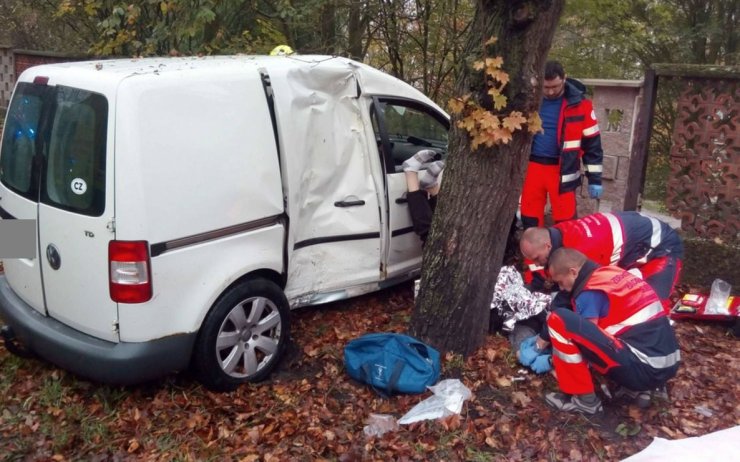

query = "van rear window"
[0, 83, 108, 216]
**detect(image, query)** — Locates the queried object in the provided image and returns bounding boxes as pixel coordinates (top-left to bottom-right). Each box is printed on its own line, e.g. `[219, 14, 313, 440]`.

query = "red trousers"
[521, 161, 576, 229]
[547, 309, 680, 395]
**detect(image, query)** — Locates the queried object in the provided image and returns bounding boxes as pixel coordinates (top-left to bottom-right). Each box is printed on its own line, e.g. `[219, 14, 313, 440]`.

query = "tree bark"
[409, 0, 564, 356]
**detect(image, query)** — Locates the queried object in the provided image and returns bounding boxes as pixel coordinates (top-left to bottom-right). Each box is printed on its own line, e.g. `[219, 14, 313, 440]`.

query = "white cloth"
[621, 425, 740, 462]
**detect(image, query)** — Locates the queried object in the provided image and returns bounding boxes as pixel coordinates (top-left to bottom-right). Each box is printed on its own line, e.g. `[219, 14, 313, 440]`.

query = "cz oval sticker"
[71, 178, 87, 195]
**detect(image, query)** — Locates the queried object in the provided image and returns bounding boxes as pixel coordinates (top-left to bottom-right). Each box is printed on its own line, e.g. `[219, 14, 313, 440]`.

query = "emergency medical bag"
[344, 333, 440, 395]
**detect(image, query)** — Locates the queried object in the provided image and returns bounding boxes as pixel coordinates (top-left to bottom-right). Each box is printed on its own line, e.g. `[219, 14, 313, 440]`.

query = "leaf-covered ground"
[1, 280, 738, 461]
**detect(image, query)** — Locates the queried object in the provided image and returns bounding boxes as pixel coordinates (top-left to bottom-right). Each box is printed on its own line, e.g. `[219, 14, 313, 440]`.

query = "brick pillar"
[577, 79, 644, 216]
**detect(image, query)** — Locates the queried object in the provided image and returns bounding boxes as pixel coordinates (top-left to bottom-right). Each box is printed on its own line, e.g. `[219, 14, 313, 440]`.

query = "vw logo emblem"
[46, 244, 61, 270]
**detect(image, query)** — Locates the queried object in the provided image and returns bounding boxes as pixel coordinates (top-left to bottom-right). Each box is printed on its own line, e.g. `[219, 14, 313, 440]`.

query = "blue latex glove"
[531, 354, 552, 374]
[588, 184, 603, 199]
[518, 336, 540, 366]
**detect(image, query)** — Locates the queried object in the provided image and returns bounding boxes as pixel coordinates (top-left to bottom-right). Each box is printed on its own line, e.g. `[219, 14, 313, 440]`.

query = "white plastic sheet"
[621, 425, 740, 462]
[398, 379, 472, 425]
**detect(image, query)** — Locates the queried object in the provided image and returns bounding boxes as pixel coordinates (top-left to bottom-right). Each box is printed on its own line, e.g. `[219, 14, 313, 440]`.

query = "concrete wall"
[577, 79, 643, 217]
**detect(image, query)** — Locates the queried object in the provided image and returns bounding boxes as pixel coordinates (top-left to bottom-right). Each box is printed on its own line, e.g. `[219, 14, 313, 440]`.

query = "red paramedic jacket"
[575, 266, 664, 336]
[555, 79, 603, 193]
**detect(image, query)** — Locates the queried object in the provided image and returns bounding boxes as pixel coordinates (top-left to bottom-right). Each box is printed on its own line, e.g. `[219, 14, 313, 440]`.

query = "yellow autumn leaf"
[473, 60, 486, 71]
[486, 57, 504, 69]
[472, 129, 495, 148]
[477, 112, 500, 130]
[489, 69, 510, 86]
[528, 112, 543, 133]
[502, 111, 527, 131]
[493, 93, 508, 110]
[457, 115, 477, 132]
[487, 86, 501, 97]
[448, 98, 465, 114]
[485, 36, 498, 46]
[493, 127, 513, 144]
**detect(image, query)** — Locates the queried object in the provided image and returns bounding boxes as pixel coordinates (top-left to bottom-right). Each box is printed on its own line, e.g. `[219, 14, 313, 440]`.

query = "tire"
[192, 278, 290, 392]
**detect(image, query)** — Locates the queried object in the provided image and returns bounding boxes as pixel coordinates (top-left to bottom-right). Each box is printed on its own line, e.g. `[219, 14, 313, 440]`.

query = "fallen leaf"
[496, 376, 512, 387]
[511, 391, 531, 407]
[127, 439, 140, 453]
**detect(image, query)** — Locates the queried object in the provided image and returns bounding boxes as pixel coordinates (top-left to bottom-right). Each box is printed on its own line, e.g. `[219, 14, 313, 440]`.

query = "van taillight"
[33, 76, 49, 85]
[109, 241, 152, 303]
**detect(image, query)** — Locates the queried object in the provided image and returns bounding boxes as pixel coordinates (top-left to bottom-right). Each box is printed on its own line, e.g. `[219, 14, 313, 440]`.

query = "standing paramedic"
[521, 61, 604, 229]
[520, 248, 680, 414]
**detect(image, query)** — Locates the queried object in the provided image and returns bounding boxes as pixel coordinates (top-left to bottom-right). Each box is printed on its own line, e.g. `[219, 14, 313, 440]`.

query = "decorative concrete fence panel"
[0, 46, 14, 110]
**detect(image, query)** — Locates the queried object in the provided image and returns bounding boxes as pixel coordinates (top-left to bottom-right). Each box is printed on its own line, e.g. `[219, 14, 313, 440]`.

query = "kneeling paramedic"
[520, 211, 683, 312]
[519, 247, 681, 414]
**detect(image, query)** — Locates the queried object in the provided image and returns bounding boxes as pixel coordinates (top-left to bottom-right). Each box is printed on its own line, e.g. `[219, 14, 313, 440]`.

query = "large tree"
[409, 0, 564, 355]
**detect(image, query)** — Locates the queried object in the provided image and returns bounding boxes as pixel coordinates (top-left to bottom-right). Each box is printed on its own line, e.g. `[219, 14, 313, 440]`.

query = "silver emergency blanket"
[490, 266, 553, 331]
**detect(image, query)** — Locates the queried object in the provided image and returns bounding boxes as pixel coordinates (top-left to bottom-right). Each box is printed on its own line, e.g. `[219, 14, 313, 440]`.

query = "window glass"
[380, 103, 448, 171]
[1, 84, 108, 216]
[0, 84, 44, 198]
[42, 87, 107, 215]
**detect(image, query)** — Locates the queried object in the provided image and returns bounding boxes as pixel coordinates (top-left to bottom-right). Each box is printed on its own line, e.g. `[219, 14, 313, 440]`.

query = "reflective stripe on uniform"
[582, 124, 600, 137]
[585, 164, 603, 173]
[603, 213, 624, 265]
[528, 264, 544, 271]
[554, 349, 583, 364]
[563, 140, 581, 150]
[561, 172, 580, 183]
[635, 213, 663, 264]
[605, 301, 664, 335]
[626, 343, 681, 369]
[548, 326, 573, 346]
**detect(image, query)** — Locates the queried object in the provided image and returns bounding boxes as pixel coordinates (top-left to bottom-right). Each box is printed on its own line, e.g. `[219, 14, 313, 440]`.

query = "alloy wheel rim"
[215, 296, 282, 378]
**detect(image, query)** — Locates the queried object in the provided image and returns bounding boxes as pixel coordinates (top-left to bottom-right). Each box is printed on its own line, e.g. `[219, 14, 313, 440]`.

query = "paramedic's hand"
[588, 184, 603, 199]
[518, 336, 540, 366]
[531, 354, 552, 374]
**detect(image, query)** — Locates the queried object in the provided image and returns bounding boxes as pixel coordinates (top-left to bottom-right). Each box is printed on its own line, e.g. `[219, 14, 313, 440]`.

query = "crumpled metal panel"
[666, 78, 739, 244]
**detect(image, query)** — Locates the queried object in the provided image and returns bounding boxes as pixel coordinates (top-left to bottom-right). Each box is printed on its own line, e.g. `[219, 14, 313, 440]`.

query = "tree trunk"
[409, 0, 564, 356]
[347, 0, 364, 60]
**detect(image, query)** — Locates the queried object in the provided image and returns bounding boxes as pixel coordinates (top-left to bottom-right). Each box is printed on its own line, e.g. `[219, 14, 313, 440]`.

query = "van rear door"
[0, 81, 118, 342]
[0, 83, 47, 313]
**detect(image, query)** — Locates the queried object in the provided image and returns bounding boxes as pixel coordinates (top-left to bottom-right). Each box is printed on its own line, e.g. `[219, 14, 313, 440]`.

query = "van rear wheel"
[192, 278, 290, 392]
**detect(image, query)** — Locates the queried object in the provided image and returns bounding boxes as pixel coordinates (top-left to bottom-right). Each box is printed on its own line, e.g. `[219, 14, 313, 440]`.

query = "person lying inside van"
[402, 149, 445, 245]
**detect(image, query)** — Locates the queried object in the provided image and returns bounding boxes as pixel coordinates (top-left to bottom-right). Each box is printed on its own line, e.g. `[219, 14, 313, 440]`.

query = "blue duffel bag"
[344, 333, 441, 396]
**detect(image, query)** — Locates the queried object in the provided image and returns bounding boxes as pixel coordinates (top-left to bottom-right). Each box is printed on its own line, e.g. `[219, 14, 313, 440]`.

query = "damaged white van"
[0, 55, 448, 391]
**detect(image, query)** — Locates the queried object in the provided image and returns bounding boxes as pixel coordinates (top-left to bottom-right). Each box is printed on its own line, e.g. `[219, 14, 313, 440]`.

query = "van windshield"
[0, 82, 108, 216]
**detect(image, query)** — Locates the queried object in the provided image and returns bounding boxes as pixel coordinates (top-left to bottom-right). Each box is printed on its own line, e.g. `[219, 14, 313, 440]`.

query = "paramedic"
[520, 61, 604, 229]
[520, 211, 683, 311]
[520, 248, 680, 414]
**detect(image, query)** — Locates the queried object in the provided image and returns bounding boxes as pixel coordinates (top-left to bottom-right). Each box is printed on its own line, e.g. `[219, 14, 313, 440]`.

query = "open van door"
[371, 97, 449, 278]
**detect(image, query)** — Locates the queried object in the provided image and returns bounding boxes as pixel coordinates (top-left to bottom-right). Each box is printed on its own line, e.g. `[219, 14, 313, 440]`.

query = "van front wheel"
[192, 279, 290, 392]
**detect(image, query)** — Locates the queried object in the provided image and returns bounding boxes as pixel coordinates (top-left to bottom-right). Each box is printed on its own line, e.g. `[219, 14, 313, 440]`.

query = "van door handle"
[395, 197, 408, 204]
[334, 199, 366, 207]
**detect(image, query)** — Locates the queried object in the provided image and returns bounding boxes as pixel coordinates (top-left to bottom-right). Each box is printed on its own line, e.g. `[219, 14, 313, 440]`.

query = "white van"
[0, 55, 449, 390]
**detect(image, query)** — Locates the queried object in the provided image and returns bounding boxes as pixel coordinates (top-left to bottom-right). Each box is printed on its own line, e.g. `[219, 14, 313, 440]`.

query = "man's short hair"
[521, 227, 549, 247]
[544, 61, 565, 80]
[548, 247, 586, 275]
